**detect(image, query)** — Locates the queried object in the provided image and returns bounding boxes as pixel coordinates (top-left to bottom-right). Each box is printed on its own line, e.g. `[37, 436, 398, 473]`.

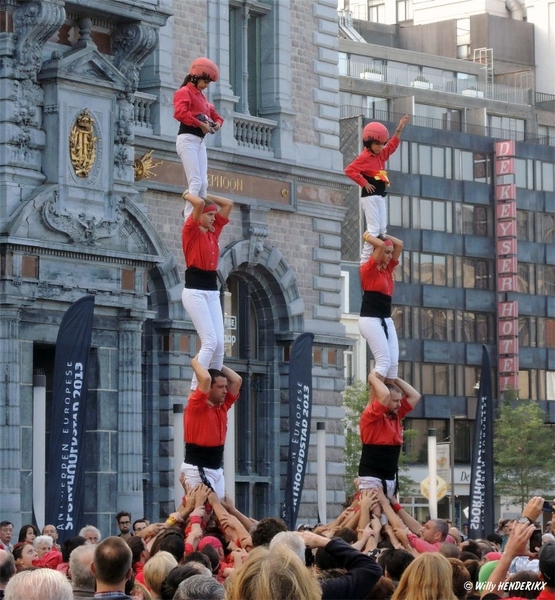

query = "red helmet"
[362, 122, 389, 144]
[189, 57, 219, 82]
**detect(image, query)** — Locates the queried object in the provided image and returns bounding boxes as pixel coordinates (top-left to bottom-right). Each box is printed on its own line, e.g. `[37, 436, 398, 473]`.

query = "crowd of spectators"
[0, 488, 553, 600]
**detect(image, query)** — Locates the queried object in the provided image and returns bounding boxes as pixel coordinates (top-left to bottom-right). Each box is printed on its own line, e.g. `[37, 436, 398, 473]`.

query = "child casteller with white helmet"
[174, 57, 224, 220]
[345, 115, 409, 262]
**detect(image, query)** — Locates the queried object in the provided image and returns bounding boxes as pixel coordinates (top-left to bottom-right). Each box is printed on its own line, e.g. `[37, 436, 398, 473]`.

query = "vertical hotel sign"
[494, 141, 518, 393]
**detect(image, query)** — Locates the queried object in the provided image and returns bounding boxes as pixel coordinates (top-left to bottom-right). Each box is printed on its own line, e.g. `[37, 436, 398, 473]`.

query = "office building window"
[461, 258, 492, 290]
[397, 0, 412, 21]
[538, 212, 555, 243]
[454, 150, 492, 183]
[536, 160, 555, 192]
[538, 264, 555, 296]
[456, 204, 491, 236]
[457, 311, 494, 344]
[515, 158, 535, 190]
[387, 140, 409, 173]
[490, 115, 525, 141]
[412, 198, 453, 232]
[388, 195, 411, 228]
[517, 263, 535, 294]
[517, 210, 535, 241]
[368, 1, 386, 22]
[421, 308, 454, 341]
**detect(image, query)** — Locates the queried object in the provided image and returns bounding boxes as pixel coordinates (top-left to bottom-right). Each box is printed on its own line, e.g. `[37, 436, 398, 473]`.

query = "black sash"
[185, 443, 224, 470]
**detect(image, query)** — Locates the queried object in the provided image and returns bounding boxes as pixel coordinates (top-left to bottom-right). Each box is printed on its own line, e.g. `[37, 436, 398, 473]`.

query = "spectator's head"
[486, 533, 502, 548]
[160, 564, 212, 600]
[61, 536, 87, 562]
[0, 549, 15, 588]
[448, 528, 462, 546]
[268, 531, 306, 563]
[440, 543, 461, 559]
[507, 571, 542, 599]
[250, 517, 288, 548]
[41, 525, 59, 544]
[92, 536, 133, 590]
[366, 575, 396, 600]
[332, 527, 358, 544]
[463, 559, 481, 589]
[539, 542, 555, 589]
[132, 519, 148, 534]
[68, 544, 96, 592]
[0, 523, 14, 546]
[4, 568, 72, 600]
[392, 552, 457, 600]
[421, 519, 449, 544]
[127, 535, 149, 566]
[198, 535, 224, 561]
[173, 574, 225, 600]
[143, 550, 178, 599]
[12, 542, 38, 572]
[199, 544, 220, 575]
[225, 545, 322, 600]
[448, 558, 472, 600]
[17, 524, 39, 545]
[150, 527, 184, 563]
[460, 540, 482, 559]
[116, 512, 132, 537]
[33, 535, 53, 558]
[79, 525, 102, 545]
[377, 548, 415, 581]
[182, 552, 211, 570]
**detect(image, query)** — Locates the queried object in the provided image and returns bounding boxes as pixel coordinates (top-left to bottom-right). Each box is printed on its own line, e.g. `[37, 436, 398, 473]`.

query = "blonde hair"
[392, 552, 457, 600]
[226, 545, 322, 600]
[143, 550, 178, 598]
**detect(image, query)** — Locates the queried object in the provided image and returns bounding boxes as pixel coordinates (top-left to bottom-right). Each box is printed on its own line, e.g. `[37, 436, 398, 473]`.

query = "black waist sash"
[185, 443, 224, 470]
[359, 444, 401, 481]
[360, 291, 392, 318]
[185, 267, 218, 291]
[361, 175, 387, 197]
[178, 123, 206, 138]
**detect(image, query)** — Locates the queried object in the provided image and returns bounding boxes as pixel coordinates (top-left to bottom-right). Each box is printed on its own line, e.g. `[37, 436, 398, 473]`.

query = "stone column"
[117, 316, 145, 516]
[0, 307, 22, 521]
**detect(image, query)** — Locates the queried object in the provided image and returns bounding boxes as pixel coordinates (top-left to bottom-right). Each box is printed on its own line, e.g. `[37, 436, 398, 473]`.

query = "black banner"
[468, 344, 495, 539]
[282, 332, 314, 530]
[45, 296, 95, 542]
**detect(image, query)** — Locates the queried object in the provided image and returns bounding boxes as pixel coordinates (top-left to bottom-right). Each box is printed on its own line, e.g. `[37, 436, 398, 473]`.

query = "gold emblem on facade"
[134, 150, 162, 181]
[69, 110, 97, 178]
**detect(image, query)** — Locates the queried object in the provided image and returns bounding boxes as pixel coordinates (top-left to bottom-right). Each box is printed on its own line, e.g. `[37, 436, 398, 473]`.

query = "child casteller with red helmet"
[174, 57, 224, 220]
[345, 115, 409, 262]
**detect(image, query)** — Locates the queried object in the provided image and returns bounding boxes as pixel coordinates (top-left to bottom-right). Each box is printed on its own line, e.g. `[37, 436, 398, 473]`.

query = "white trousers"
[180, 462, 225, 499]
[361, 194, 387, 237]
[358, 316, 399, 380]
[358, 476, 396, 498]
[181, 288, 224, 389]
[176, 133, 208, 220]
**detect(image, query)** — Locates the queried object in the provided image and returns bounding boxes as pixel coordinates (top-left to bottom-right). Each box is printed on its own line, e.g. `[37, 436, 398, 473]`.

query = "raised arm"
[394, 377, 421, 408]
[220, 364, 242, 396]
[384, 233, 403, 261]
[191, 355, 211, 393]
[392, 115, 409, 140]
[183, 191, 206, 221]
[206, 193, 233, 220]
[362, 232, 386, 263]
[369, 370, 391, 407]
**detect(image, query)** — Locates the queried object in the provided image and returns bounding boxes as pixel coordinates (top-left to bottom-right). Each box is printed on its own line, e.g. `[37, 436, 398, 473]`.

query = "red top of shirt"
[173, 83, 224, 128]
[359, 256, 398, 295]
[360, 396, 413, 446]
[182, 213, 229, 270]
[344, 136, 400, 188]
[184, 387, 238, 447]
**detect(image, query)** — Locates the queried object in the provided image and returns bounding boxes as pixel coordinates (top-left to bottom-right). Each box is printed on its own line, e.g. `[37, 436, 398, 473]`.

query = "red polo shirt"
[184, 388, 238, 447]
[182, 213, 228, 270]
[360, 396, 413, 446]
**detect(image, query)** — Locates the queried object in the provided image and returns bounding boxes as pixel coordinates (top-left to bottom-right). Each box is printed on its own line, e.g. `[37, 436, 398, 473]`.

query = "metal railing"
[341, 57, 533, 105]
[340, 106, 555, 145]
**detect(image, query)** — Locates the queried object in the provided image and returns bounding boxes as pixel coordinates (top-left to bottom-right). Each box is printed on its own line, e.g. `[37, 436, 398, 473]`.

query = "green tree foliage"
[494, 400, 555, 510]
[342, 381, 417, 499]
